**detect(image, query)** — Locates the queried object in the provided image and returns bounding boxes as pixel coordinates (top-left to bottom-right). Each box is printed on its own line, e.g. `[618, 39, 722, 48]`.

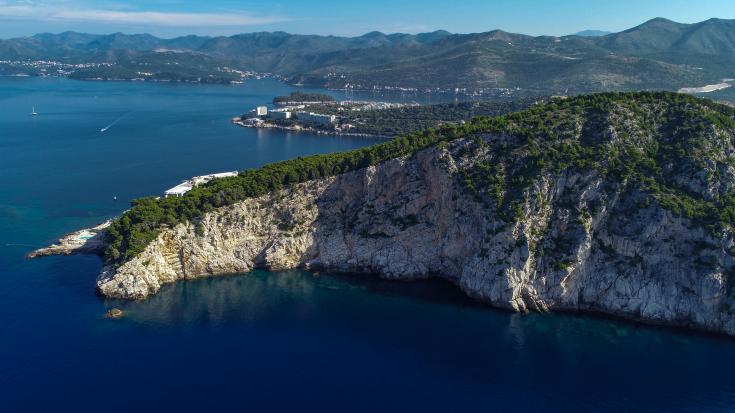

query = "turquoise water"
[2, 78, 735, 412]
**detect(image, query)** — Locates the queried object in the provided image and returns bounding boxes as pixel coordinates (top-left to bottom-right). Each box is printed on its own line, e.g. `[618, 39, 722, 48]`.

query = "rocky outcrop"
[60, 140, 735, 336]
[27, 221, 110, 259]
[30, 94, 735, 337]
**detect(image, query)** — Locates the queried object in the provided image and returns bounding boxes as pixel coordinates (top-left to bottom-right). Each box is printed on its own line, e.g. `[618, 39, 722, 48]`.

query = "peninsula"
[31, 92, 735, 336]
[233, 96, 544, 138]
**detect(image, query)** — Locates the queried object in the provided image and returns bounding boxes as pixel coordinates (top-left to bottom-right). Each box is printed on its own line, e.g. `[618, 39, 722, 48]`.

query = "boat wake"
[100, 112, 131, 133]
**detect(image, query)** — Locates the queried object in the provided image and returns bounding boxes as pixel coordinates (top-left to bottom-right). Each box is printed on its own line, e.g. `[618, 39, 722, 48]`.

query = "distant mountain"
[288, 25, 711, 93]
[1, 19, 733, 93]
[592, 17, 735, 79]
[596, 18, 735, 53]
[574, 30, 613, 37]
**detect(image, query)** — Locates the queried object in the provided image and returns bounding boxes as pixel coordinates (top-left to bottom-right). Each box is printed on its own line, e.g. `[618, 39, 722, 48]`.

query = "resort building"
[164, 181, 194, 198]
[269, 109, 292, 120]
[164, 171, 239, 198]
[243, 117, 265, 125]
[295, 112, 337, 125]
[256, 106, 268, 116]
[192, 171, 239, 186]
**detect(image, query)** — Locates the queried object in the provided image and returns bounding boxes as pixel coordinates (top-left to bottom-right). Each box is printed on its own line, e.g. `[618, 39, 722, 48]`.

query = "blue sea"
[2, 77, 735, 412]
[703, 87, 735, 105]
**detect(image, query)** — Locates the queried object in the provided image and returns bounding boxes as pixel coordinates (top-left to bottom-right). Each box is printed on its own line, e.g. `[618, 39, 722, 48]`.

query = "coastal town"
[0, 59, 114, 77]
[0, 58, 266, 83]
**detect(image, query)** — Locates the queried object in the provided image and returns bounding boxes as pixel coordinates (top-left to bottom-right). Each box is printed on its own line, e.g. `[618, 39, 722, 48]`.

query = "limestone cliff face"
[96, 140, 735, 336]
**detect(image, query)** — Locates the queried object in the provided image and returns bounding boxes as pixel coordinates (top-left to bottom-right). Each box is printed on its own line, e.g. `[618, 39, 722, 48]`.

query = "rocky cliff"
[33, 92, 735, 336]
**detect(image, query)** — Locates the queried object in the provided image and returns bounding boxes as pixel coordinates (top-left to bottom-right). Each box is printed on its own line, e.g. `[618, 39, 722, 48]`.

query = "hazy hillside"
[298, 29, 706, 92]
[1, 18, 734, 93]
[591, 18, 735, 79]
[596, 18, 735, 56]
[574, 30, 613, 37]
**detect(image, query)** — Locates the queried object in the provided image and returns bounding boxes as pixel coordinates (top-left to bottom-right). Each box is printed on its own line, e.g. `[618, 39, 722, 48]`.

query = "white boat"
[31, 106, 38, 116]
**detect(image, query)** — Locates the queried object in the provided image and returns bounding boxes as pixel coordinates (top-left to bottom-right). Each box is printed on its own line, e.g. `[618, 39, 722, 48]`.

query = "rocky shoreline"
[29, 141, 735, 336]
[27, 221, 110, 259]
[29, 93, 735, 338]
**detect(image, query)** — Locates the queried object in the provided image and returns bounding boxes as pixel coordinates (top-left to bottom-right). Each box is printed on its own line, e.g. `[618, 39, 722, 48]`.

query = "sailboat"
[31, 106, 38, 116]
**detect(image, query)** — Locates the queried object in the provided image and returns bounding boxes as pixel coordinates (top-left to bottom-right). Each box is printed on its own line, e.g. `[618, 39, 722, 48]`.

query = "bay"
[1, 77, 734, 412]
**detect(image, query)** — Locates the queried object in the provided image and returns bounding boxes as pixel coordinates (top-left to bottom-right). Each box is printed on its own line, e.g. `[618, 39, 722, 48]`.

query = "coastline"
[25, 217, 735, 340]
[0, 71, 535, 97]
[231, 119, 390, 139]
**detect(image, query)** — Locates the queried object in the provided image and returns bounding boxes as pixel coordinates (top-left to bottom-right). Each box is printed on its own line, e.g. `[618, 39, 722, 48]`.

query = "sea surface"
[2, 77, 735, 412]
[702, 87, 735, 105]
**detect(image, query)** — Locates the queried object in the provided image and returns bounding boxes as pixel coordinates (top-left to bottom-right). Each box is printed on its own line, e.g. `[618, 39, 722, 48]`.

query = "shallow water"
[1, 77, 735, 412]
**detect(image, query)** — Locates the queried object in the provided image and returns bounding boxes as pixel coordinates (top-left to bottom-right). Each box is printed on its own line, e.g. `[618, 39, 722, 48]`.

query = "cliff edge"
[32, 92, 735, 336]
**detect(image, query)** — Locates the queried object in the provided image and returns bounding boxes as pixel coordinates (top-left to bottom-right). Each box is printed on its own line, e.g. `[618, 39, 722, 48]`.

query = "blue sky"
[0, 0, 734, 38]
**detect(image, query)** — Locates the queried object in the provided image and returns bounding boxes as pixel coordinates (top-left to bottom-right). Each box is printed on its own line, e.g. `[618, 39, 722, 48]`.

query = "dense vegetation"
[344, 99, 544, 136]
[455, 92, 735, 236]
[105, 92, 735, 263]
[273, 92, 335, 104]
[104, 127, 451, 262]
[271, 99, 545, 137]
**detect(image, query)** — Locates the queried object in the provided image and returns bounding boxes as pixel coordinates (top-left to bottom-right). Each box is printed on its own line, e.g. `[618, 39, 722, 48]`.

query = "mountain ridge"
[2, 18, 734, 93]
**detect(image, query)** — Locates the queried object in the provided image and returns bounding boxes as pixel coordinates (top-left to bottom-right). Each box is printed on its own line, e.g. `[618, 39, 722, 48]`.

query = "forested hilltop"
[105, 92, 735, 264]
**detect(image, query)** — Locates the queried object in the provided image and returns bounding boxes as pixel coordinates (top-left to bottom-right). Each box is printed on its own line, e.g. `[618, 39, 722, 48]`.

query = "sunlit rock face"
[36, 94, 735, 336]
[94, 140, 735, 336]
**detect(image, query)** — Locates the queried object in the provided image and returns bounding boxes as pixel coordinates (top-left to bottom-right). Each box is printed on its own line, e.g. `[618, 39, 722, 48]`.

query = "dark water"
[2, 78, 735, 412]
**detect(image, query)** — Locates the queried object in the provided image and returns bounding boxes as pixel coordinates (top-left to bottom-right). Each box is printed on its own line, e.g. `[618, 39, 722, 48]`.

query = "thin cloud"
[0, 2, 289, 27]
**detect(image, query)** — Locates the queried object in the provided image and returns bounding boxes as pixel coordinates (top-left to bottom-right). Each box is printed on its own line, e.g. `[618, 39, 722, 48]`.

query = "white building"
[164, 171, 238, 198]
[191, 171, 239, 186]
[269, 109, 292, 120]
[243, 117, 265, 126]
[296, 112, 336, 125]
[256, 106, 268, 116]
[164, 181, 193, 198]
